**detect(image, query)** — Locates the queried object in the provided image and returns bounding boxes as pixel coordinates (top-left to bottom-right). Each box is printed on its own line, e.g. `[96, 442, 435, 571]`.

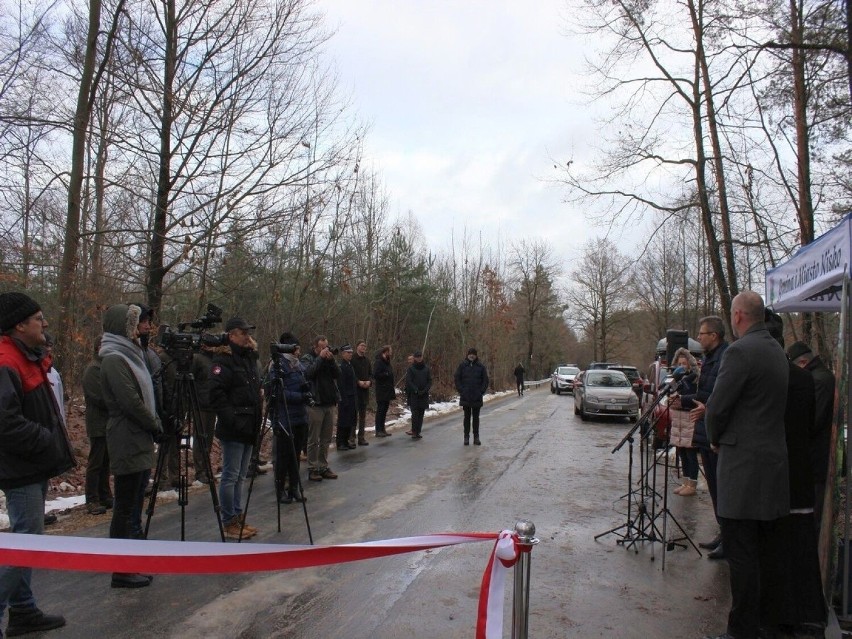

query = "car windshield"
[586, 372, 630, 388]
[558, 367, 579, 376]
[611, 368, 639, 381]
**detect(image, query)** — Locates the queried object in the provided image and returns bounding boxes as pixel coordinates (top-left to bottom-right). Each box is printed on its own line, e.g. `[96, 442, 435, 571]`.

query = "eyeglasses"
[697, 331, 716, 336]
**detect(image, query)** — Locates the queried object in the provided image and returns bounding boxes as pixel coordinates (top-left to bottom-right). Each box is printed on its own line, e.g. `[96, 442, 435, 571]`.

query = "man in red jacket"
[0, 292, 72, 637]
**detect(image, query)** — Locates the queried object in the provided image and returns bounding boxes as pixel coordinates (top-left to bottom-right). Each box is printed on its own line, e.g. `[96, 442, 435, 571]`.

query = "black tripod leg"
[144, 432, 171, 539]
[185, 380, 225, 542]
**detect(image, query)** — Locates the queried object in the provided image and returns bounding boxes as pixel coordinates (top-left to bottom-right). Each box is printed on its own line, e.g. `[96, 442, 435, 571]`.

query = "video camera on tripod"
[157, 303, 225, 370]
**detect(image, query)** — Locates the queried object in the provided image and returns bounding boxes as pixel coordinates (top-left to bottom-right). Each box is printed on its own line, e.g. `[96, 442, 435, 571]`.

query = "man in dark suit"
[704, 291, 790, 639]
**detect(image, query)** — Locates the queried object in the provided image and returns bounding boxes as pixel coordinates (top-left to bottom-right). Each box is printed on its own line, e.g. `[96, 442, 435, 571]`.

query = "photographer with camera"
[264, 332, 309, 504]
[100, 303, 162, 588]
[210, 318, 263, 540]
[301, 336, 341, 482]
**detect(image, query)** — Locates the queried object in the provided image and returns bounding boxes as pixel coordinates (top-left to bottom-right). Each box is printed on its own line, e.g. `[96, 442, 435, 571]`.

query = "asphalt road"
[26, 386, 734, 638]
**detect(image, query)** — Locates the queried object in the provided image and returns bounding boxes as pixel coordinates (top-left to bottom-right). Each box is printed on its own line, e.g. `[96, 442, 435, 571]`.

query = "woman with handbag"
[669, 348, 700, 496]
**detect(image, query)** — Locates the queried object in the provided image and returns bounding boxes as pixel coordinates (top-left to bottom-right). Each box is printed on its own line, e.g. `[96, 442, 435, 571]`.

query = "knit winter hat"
[467, 347, 478, 356]
[0, 292, 42, 332]
[787, 340, 813, 362]
[279, 331, 299, 346]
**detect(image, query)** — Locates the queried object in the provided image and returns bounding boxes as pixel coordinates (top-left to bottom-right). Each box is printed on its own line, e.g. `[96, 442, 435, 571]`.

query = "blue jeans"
[218, 440, 252, 523]
[0, 482, 46, 620]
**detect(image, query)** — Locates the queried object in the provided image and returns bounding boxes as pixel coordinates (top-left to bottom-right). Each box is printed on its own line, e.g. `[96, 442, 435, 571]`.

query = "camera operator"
[99, 303, 162, 588]
[351, 340, 372, 447]
[264, 332, 308, 504]
[210, 318, 263, 540]
[301, 336, 341, 481]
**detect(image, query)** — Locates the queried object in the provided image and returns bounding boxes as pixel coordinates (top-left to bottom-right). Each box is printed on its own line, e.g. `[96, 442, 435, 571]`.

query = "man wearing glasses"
[678, 315, 729, 558]
[0, 292, 71, 636]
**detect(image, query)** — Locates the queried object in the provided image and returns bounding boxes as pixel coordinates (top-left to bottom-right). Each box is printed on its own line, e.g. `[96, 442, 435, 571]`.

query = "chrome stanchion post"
[512, 519, 540, 639]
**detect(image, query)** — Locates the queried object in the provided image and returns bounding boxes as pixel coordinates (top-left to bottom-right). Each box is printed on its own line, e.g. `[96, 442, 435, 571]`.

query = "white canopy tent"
[766, 213, 851, 623]
[766, 212, 852, 312]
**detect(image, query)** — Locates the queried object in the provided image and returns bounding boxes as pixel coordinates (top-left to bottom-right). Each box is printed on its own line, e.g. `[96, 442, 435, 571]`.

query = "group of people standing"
[662, 291, 834, 639]
[0, 285, 501, 636]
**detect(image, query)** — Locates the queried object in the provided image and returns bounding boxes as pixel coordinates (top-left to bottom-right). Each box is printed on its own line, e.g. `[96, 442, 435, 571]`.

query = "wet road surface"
[28, 386, 732, 638]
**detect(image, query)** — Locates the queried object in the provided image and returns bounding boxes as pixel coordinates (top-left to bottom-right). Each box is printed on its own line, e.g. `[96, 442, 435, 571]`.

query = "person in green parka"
[99, 304, 162, 589]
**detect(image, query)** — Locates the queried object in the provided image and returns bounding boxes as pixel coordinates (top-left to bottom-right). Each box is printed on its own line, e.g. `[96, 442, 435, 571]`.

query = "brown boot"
[223, 519, 251, 541]
[678, 479, 697, 496]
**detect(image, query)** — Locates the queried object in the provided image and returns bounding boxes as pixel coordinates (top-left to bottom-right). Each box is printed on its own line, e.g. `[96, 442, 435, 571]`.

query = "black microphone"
[662, 366, 693, 394]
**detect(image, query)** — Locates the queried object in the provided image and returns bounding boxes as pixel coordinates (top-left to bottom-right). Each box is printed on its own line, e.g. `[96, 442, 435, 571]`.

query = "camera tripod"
[244, 354, 312, 544]
[145, 351, 225, 541]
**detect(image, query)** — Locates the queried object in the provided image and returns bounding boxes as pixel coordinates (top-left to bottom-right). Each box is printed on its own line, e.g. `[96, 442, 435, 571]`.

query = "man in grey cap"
[787, 340, 836, 529]
[0, 292, 71, 635]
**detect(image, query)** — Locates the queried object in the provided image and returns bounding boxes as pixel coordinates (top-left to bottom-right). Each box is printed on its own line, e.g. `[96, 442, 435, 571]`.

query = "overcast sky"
[319, 1, 610, 267]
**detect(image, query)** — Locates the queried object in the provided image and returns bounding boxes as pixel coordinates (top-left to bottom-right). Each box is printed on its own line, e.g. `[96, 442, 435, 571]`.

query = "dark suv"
[607, 365, 643, 399]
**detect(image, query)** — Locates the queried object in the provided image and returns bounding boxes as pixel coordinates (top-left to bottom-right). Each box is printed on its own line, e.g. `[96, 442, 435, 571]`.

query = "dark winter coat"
[513, 365, 525, 382]
[373, 353, 396, 403]
[82, 354, 108, 439]
[680, 340, 729, 448]
[339, 358, 357, 408]
[100, 304, 161, 476]
[264, 354, 309, 434]
[804, 355, 835, 484]
[301, 349, 341, 406]
[785, 362, 816, 509]
[0, 336, 75, 490]
[405, 362, 432, 411]
[210, 340, 263, 445]
[351, 352, 372, 406]
[454, 357, 489, 407]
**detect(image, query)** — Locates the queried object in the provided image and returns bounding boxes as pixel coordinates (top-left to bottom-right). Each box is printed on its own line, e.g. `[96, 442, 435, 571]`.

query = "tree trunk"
[146, 0, 176, 317]
[56, 0, 102, 367]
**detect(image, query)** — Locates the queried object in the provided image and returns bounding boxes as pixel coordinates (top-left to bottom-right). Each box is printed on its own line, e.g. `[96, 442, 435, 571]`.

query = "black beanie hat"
[279, 331, 299, 346]
[0, 292, 42, 332]
[467, 347, 478, 356]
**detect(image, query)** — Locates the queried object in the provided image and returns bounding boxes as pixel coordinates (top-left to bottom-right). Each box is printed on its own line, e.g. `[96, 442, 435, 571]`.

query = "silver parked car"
[573, 369, 639, 422]
[550, 365, 580, 394]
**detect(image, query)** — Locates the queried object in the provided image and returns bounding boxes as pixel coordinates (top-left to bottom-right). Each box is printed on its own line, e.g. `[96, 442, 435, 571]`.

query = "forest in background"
[0, 0, 849, 395]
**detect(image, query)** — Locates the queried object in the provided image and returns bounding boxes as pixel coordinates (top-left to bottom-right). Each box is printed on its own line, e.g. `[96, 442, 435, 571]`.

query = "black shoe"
[336, 442, 350, 450]
[43, 513, 57, 525]
[376, 431, 389, 438]
[6, 607, 66, 636]
[101, 497, 114, 509]
[111, 573, 152, 589]
[413, 434, 423, 439]
[358, 439, 369, 446]
[699, 533, 722, 550]
[464, 438, 470, 446]
[707, 543, 726, 560]
[87, 502, 107, 515]
[278, 492, 294, 504]
[474, 439, 481, 445]
[289, 490, 306, 503]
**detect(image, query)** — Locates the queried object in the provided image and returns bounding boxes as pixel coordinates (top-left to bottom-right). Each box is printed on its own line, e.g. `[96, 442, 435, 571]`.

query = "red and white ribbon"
[476, 530, 521, 639]
[0, 530, 530, 637]
[0, 531, 496, 574]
